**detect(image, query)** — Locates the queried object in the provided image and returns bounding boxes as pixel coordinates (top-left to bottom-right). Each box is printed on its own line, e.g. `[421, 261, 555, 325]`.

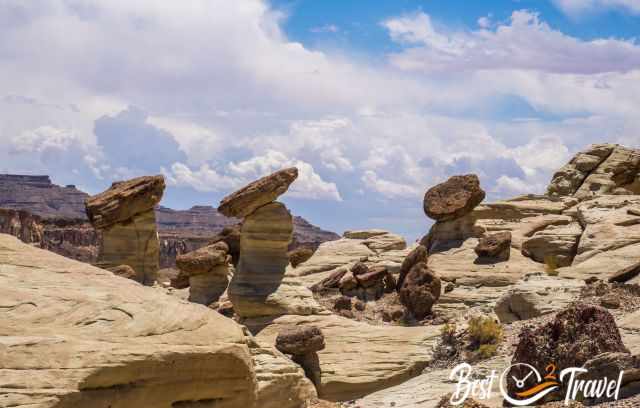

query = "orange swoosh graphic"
[516, 381, 560, 398]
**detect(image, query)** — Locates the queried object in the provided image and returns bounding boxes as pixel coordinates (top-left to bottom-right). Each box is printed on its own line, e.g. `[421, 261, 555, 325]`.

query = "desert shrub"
[476, 343, 499, 359]
[440, 322, 457, 344]
[544, 254, 559, 276]
[468, 315, 502, 349]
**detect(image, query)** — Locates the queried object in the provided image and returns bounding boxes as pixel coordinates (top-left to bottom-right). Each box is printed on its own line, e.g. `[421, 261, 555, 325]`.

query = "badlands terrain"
[1, 143, 640, 408]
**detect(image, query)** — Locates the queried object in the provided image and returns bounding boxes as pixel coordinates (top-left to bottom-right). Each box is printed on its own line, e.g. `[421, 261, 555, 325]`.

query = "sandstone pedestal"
[97, 209, 159, 285]
[229, 202, 293, 317]
[85, 176, 165, 286]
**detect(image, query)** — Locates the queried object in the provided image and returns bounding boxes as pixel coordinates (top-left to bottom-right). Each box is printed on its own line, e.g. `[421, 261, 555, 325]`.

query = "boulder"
[398, 262, 441, 319]
[0, 233, 257, 408]
[85, 175, 165, 229]
[289, 246, 315, 268]
[423, 174, 485, 221]
[175, 242, 229, 276]
[275, 325, 326, 356]
[397, 245, 428, 291]
[474, 231, 511, 260]
[229, 202, 294, 317]
[218, 167, 298, 218]
[507, 303, 629, 400]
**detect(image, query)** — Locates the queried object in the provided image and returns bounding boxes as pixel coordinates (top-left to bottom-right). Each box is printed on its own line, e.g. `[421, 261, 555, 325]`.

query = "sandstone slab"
[218, 167, 298, 218]
[85, 175, 165, 229]
[252, 313, 441, 402]
[0, 233, 257, 408]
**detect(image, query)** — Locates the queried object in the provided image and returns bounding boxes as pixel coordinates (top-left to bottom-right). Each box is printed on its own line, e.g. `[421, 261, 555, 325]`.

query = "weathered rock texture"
[494, 273, 583, 323]
[289, 247, 315, 268]
[548, 143, 640, 198]
[252, 314, 441, 401]
[229, 202, 294, 317]
[218, 167, 298, 218]
[85, 176, 165, 229]
[474, 231, 511, 260]
[398, 262, 441, 319]
[508, 303, 629, 400]
[423, 174, 485, 221]
[521, 221, 581, 267]
[85, 176, 165, 285]
[0, 208, 43, 243]
[0, 233, 259, 408]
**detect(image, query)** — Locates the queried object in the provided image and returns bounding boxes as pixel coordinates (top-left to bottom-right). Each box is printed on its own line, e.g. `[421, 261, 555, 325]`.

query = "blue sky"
[1, 0, 640, 241]
[273, 0, 640, 53]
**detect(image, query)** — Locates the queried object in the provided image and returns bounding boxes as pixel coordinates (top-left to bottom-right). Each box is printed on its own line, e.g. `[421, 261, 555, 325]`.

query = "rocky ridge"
[2, 143, 640, 408]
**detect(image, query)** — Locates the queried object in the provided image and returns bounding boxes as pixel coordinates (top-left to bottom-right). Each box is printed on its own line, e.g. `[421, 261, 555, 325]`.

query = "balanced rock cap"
[218, 167, 298, 218]
[85, 175, 165, 229]
[423, 174, 485, 222]
[275, 325, 325, 355]
[175, 242, 229, 276]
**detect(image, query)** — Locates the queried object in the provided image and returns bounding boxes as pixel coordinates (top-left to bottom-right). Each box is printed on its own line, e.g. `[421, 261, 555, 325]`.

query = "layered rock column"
[218, 167, 298, 318]
[85, 175, 165, 285]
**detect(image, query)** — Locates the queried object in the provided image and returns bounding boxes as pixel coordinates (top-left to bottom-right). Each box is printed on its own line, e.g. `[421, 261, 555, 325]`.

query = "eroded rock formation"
[85, 175, 165, 285]
[176, 242, 231, 305]
[222, 169, 298, 318]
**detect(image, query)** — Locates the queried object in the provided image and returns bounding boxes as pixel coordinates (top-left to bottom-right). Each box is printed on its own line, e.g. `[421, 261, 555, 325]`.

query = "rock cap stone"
[423, 174, 485, 221]
[176, 242, 229, 276]
[85, 175, 165, 229]
[218, 167, 298, 218]
[275, 325, 325, 355]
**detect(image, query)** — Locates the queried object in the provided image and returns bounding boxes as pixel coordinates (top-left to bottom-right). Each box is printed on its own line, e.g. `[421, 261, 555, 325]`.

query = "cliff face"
[0, 175, 339, 267]
[0, 174, 89, 219]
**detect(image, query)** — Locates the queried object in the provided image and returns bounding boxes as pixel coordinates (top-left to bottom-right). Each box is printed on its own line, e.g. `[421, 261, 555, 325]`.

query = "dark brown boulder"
[508, 303, 629, 400]
[288, 246, 315, 268]
[333, 296, 352, 312]
[175, 242, 229, 276]
[356, 265, 388, 288]
[398, 262, 441, 319]
[423, 174, 485, 221]
[310, 267, 347, 292]
[350, 262, 369, 276]
[275, 325, 326, 356]
[85, 175, 165, 229]
[474, 231, 511, 260]
[397, 245, 428, 291]
[218, 167, 298, 218]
